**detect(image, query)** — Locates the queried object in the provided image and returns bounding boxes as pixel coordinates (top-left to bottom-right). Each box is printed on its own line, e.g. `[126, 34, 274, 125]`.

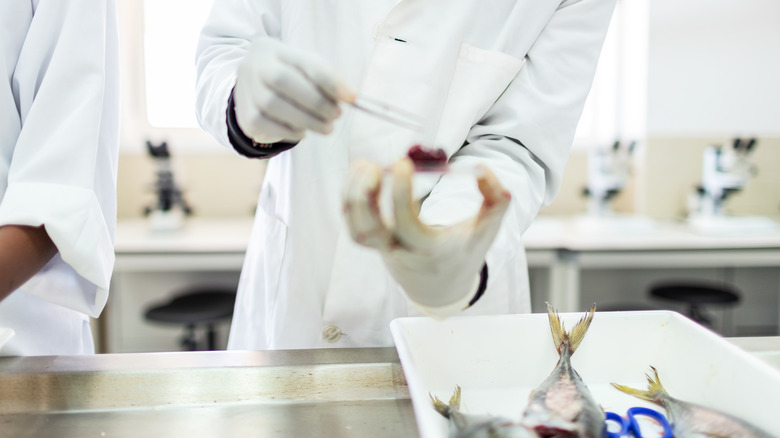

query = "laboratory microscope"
[144, 141, 192, 230]
[583, 140, 636, 216]
[688, 137, 757, 219]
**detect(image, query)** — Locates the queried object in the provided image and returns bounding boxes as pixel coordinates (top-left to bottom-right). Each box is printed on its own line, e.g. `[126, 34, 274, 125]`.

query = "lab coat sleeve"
[224, 88, 298, 159]
[419, 0, 616, 276]
[195, 0, 283, 150]
[0, 0, 119, 318]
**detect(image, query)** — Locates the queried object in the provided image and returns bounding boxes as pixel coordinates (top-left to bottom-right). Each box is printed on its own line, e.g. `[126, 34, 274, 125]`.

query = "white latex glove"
[234, 38, 355, 144]
[342, 158, 511, 318]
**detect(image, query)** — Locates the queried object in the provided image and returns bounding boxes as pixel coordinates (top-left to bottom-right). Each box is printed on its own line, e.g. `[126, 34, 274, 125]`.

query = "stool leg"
[206, 323, 216, 350]
[689, 304, 713, 327]
[182, 323, 198, 351]
[723, 307, 733, 337]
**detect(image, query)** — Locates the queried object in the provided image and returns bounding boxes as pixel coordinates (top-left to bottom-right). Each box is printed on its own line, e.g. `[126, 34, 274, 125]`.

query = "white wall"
[538, 2, 780, 337]
[647, 0, 780, 137]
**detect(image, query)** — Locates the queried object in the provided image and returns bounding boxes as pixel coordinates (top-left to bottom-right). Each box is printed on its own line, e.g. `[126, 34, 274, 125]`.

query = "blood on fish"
[533, 425, 579, 438]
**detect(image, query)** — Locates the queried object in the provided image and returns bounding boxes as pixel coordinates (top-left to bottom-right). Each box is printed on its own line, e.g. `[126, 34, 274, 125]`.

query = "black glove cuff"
[226, 87, 297, 159]
[468, 263, 489, 307]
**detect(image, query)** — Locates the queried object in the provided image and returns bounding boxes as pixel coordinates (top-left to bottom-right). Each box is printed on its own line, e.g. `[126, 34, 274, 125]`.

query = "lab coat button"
[372, 22, 382, 39]
[322, 325, 343, 343]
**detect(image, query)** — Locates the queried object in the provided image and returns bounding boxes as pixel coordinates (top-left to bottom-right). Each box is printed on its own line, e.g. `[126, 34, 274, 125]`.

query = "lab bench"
[0, 337, 778, 437]
[107, 219, 253, 353]
[108, 216, 780, 353]
[523, 216, 780, 321]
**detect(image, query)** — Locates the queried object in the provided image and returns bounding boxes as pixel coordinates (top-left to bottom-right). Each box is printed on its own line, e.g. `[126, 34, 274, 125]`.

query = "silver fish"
[612, 367, 773, 438]
[431, 386, 539, 438]
[521, 304, 605, 437]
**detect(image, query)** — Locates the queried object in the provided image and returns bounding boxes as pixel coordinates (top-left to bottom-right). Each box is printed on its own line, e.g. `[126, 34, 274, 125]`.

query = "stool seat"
[145, 291, 235, 325]
[648, 281, 740, 329]
[144, 289, 236, 351]
[650, 282, 740, 305]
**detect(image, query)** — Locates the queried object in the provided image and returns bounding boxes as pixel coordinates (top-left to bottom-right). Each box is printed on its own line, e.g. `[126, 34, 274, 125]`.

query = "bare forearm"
[0, 225, 58, 302]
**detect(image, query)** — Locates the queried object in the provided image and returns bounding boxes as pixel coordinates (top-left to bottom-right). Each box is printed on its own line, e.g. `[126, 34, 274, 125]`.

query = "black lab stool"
[144, 288, 236, 350]
[648, 281, 740, 333]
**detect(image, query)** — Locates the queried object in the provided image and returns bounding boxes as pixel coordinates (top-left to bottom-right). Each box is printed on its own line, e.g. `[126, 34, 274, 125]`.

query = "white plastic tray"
[0, 328, 14, 354]
[390, 311, 780, 437]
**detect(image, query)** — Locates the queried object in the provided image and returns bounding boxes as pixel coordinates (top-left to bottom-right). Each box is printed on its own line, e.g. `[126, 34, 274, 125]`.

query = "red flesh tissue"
[407, 144, 447, 170]
[534, 426, 579, 438]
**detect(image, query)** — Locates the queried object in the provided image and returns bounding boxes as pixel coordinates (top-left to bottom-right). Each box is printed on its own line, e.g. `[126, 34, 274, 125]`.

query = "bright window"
[143, 0, 214, 128]
[572, 1, 624, 149]
[118, 0, 219, 152]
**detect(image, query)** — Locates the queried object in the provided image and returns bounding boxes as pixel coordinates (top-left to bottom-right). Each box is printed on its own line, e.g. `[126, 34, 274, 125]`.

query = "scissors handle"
[605, 411, 629, 438]
[627, 407, 673, 438]
[605, 408, 673, 438]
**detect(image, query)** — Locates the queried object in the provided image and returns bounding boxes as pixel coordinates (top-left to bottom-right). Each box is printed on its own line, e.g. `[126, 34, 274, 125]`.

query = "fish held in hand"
[612, 367, 772, 438]
[431, 386, 539, 438]
[521, 304, 605, 438]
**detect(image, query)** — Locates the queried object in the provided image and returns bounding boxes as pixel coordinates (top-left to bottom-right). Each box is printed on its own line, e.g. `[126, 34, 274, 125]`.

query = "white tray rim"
[391, 310, 780, 437]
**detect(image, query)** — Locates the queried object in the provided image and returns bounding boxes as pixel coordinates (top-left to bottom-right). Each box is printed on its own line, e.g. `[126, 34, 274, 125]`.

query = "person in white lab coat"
[196, 0, 616, 350]
[0, 0, 120, 356]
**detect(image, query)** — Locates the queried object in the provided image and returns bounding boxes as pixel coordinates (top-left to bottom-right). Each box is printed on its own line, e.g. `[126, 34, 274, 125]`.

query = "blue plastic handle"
[627, 407, 673, 438]
[605, 411, 628, 438]
[604, 408, 673, 438]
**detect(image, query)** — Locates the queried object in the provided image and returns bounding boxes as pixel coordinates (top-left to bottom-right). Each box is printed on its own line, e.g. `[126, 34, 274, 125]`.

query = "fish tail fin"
[569, 304, 596, 353]
[430, 385, 462, 419]
[546, 302, 568, 354]
[611, 366, 667, 406]
[610, 382, 657, 403]
[448, 385, 462, 408]
[646, 366, 668, 395]
[430, 395, 450, 419]
[546, 302, 596, 354]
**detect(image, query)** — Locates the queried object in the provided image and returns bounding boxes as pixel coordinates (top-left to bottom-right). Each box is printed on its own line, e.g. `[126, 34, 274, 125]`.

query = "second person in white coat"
[0, 0, 120, 356]
[195, 0, 617, 350]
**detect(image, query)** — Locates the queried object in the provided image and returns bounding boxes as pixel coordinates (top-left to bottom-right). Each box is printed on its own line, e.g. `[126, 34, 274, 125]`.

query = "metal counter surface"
[1, 339, 778, 438]
[0, 348, 416, 438]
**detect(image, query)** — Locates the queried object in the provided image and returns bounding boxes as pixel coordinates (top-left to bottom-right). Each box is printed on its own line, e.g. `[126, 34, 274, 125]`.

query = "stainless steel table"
[1, 339, 778, 438]
[0, 348, 416, 438]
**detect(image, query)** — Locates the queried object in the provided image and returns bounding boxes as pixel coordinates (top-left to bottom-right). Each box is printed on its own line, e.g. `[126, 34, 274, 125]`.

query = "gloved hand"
[234, 38, 355, 144]
[342, 158, 511, 318]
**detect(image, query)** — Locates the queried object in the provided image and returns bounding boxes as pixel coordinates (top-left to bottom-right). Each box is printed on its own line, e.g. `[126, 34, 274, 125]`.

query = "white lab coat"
[196, 0, 615, 350]
[0, 0, 119, 356]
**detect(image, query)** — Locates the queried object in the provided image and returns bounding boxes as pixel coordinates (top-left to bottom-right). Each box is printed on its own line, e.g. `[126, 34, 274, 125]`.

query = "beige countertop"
[116, 215, 780, 254]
